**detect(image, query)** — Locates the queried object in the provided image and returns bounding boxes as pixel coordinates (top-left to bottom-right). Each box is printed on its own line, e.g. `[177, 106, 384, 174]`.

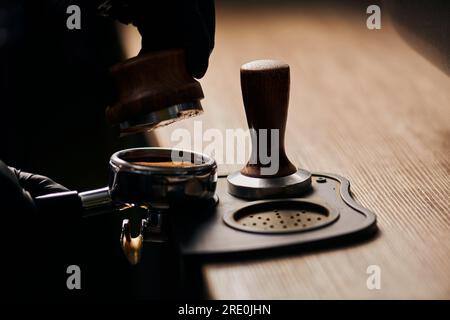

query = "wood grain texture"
[147, 5, 450, 298]
[106, 49, 203, 126]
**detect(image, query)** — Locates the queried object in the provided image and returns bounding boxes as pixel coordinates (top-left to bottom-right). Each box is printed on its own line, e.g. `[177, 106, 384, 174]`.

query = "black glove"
[0, 160, 69, 213]
[0, 160, 81, 297]
[98, 0, 215, 79]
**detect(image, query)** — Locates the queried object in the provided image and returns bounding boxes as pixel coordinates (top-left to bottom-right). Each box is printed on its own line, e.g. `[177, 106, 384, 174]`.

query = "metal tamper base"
[227, 169, 312, 200]
[118, 101, 203, 135]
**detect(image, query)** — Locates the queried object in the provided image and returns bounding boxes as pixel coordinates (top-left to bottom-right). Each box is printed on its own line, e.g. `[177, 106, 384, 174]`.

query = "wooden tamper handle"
[106, 49, 204, 135]
[240, 60, 297, 178]
[227, 59, 311, 199]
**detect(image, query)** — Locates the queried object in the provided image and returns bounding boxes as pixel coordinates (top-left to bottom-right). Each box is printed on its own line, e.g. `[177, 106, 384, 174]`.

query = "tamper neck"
[240, 59, 297, 178]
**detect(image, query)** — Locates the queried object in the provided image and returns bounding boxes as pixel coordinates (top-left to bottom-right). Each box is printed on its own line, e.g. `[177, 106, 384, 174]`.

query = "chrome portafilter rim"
[110, 147, 216, 176]
[109, 147, 218, 208]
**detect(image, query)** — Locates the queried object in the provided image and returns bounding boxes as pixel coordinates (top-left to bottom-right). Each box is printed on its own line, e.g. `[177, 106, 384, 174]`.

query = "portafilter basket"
[108, 148, 218, 209]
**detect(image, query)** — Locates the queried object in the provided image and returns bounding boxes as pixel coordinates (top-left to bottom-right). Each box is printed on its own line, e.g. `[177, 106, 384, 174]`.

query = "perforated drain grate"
[223, 200, 339, 234]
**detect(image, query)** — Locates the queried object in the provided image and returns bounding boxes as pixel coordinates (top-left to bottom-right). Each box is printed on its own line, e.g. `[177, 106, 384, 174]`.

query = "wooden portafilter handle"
[240, 60, 297, 178]
[227, 59, 311, 200]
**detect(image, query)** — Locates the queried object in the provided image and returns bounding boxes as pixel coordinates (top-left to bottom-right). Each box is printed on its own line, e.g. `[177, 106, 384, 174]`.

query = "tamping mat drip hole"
[225, 200, 338, 234]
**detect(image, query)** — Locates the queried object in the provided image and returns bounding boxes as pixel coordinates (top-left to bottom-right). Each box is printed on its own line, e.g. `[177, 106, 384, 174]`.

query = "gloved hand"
[98, 0, 215, 78]
[0, 160, 69, 213]
[0, 160, 80, 297]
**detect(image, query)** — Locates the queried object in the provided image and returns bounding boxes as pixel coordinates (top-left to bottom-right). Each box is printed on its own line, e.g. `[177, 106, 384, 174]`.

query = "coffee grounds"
[132, 161, 195, 168]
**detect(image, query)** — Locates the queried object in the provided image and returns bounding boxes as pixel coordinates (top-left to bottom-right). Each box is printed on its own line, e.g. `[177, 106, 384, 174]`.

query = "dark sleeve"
[98, 0, 216, 78]
[0, 160, 36, 214]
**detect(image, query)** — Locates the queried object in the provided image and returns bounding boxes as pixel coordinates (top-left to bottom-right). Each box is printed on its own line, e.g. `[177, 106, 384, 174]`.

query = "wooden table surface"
[121, 4, 450, 299]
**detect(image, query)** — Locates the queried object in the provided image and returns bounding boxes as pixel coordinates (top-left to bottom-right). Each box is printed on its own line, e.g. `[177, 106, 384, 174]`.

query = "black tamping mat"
[170, 173, 377, 258]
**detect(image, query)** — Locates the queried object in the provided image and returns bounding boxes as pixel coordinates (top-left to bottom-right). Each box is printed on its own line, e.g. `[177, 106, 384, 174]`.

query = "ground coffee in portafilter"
[132, 161, 197, 168]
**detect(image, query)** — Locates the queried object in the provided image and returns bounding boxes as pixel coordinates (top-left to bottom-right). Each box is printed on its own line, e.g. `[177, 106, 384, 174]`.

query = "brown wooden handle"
[106, 49, 204, 129]
[240, 60, 297, 178]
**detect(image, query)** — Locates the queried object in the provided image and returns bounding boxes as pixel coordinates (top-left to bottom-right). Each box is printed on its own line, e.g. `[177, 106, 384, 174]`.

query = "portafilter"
[34, 148, 218, 264]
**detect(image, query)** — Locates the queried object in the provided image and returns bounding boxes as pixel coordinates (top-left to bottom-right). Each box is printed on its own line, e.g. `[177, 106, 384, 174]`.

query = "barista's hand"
[0, 160, 74, 297]
[99, 0, 215, 79]
[0, 160, 68, 212]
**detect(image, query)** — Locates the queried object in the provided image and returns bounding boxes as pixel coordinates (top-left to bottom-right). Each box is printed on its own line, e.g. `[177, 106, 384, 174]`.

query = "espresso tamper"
[227, 60, 312, 199]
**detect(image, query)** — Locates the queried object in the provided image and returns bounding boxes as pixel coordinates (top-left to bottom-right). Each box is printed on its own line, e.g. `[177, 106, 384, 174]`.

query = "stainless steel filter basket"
[109, 148, 218, 209]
